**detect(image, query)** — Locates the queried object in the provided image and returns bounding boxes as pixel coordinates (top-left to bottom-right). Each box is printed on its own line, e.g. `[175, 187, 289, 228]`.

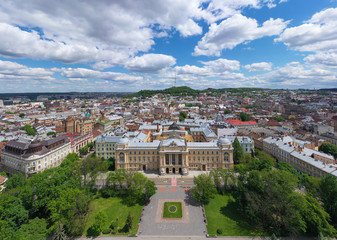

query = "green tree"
[144, 179, 157, 203]
[107, 157, 115, 171]
[301, 195, 337, 237]
[232, 137, 244, 164]
[19, 113, 25, 118]
[76, 154, 107, 187]
[48, 187, 90, 236]
[320, 174, 337, 225]
[274, 115, 285, 122]
[17, 217, 48, 240]
[79, 145, 88, 156]
[319, 143, 337, 159]
[87, 211, 108, 236]
[0, 220, 17, 240]
[5, 173, 25, 190]
[20, 125, 36, 136]
[191, 173, 217, 204]
[235, 170, 304, 236]
[126, 172, 156, 205]
[224, 109, 232, 114]
[60, 153, 80, 168]
[53, 221, 67, 240]
[179, 111, 187, 121]
[239, 112, 252, 121]
[87, 142, 94, 150]
[0, 194, 29, 230]
[0, 171, 7, 177]
[47, 131, 56, 136]
[123, 212, 133, 233]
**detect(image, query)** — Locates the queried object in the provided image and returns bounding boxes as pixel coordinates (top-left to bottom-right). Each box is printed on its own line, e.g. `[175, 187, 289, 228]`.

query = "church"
[115, 123, 234, 175]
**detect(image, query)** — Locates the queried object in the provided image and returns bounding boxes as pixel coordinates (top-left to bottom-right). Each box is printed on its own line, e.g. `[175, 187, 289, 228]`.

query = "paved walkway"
[138, 186, 206, 236]
[141, 170, 211, 178]
[78, 235, 317, 240]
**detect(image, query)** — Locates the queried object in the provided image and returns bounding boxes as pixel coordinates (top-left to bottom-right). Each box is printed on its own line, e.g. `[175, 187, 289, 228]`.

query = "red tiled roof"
[0, 175, 7, 185]
[93, 130, 103, 138]
[226, 119, 257, 125]
[268, 120, 281, 127]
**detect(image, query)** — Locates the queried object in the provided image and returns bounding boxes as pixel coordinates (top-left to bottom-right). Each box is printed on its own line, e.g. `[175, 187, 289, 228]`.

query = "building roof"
[0, 175, 8, 185]
[168, 122, 180, 130]
[226, 119, 258, 125]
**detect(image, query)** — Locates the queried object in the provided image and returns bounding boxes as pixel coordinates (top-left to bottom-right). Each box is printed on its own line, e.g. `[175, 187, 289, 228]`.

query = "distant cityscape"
[1, 86, 336, 178]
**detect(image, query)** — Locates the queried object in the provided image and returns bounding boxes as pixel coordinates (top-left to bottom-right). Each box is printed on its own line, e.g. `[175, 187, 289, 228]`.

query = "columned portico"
[159, 152, 189, 175]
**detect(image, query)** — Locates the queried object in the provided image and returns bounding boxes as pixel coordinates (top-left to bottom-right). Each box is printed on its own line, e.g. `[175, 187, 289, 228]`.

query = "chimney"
[157, 123, 160, 132]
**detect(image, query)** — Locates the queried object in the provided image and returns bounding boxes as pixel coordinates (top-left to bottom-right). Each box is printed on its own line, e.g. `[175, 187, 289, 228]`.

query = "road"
[77, 235, 315, 240]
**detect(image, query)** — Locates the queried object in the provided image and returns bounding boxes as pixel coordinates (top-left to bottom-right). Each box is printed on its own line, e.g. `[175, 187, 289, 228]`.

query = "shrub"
[217, 228, 223, 235]
[102, 228, 111, 234]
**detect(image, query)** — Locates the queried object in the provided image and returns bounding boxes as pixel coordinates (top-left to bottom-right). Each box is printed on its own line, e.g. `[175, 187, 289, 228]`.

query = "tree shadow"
[184, 189, 202, 207]
[219, 199, 258, 233]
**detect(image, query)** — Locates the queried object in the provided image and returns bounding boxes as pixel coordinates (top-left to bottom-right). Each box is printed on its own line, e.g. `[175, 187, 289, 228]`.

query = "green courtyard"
[163, 202, 183, 218]
[84, 197, 143, 236]
[204, 193, 266, 236]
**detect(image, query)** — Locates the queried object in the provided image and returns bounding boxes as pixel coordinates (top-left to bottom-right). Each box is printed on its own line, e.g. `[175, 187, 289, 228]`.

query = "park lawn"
[84, 197, 143, 236]
[163, 202, 183, 218]
[204, 193, 266, 236]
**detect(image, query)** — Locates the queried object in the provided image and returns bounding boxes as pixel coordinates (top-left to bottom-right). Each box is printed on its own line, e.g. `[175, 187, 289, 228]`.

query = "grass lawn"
[84, 197, 143, 236]
[163, 202, 183, 218]
[204, 193, 266, 236]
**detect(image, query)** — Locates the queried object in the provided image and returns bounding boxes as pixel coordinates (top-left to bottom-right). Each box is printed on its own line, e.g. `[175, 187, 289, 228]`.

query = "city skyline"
[0, 0, 337, 93]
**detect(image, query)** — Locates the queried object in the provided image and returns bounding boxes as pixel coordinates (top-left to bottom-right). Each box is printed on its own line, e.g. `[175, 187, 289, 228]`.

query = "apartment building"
[1, 136, 71, 177]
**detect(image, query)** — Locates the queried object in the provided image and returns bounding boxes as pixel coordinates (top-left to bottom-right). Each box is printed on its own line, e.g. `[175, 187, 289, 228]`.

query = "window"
[224, 152, 229, 162]
[165, 154, 169, 165]
[172, 154, 176, 165]
[178, 154, 182, 165]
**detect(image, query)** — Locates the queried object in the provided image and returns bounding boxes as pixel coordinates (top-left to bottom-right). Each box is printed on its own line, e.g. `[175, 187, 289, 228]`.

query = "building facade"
[115, 132, 234, 175]
[1, 136, 71, 177]
[95, 135, 122, 159]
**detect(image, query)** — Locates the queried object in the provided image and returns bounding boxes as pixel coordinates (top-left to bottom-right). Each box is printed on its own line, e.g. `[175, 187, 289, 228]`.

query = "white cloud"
[0, 0, 206, 67]
[244, 62, 272, 72]
[0, 23, 102, 63]
[124, 54, 176, 73]
[0, 0, 289, 68]
[304, 52, 337, 69]
[257, 62, 337, 88]
[0, 60, 55, 81]
[201, 58, 240, 72]
[202, 0, 286, 23]
[60, 68, 143, 82]
[194, 14, 288, 56]
[276, 8, 337, 52]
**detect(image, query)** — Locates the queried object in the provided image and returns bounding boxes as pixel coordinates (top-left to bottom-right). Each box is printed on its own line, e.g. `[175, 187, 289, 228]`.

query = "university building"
[115, 123, 234, 175]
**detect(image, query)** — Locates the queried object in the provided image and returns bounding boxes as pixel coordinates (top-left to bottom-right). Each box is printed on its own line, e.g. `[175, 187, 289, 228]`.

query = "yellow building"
[115, 128, 233, 175]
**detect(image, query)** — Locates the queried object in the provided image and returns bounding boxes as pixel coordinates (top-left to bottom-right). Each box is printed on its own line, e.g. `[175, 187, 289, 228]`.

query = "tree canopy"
[232, 137, 244, 164]
[319, 143, 337, 159]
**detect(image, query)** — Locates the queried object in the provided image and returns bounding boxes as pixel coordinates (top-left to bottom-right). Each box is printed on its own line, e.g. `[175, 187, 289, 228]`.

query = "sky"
[0, 0, 337, 93]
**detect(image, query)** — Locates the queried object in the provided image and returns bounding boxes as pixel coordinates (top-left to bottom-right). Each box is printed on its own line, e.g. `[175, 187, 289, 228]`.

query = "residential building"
[1, 136, 71, 177]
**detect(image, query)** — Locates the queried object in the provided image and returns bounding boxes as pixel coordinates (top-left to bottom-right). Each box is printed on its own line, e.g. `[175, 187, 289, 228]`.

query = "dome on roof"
[168, 122, 180, 130]
[118, 137, 129, 144]
[219, 137, 231, 145]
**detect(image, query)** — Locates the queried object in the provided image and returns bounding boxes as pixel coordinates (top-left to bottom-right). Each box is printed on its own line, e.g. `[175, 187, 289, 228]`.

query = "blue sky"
[0, 0, 336, 92]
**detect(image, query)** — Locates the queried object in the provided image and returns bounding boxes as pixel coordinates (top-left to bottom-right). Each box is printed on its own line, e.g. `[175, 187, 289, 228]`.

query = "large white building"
[1, 136, 71, 177]
[263, 136, 337, 178]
